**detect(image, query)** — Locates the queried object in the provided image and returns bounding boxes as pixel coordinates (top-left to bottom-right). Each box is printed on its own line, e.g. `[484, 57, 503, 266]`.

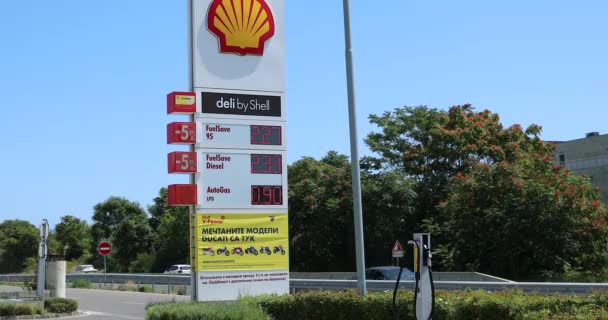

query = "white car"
[164, 264, 191, 275]
[75, 265, 98, 273]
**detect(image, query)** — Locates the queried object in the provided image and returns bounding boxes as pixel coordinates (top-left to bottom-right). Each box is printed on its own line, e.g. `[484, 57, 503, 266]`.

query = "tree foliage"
[365, 105, 608, 278]
[288, 151, 416, 271]
[147, 188, 189, 272]
[0, 220, 38, 273]
[90, 197, 151, 272]
[54, 215, 90, 260]
[443, 155, 608, 279]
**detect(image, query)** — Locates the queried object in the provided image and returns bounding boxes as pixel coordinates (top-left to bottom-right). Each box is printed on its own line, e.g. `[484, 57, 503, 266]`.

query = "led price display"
[251, 185, 283, 205]
[251, 154, 282, 174]
[250, 125, 281, 145]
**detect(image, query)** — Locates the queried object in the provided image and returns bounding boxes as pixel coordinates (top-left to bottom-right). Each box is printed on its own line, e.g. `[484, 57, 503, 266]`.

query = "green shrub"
[70, 279, 91, 288]
[145, 290, 608, 320]
[145, 301, 267, 320]
[0, 303, 43, 316]
[256, 290, 608, 320]
[139, 285, 153, 293]
[44, 297, 79, 314]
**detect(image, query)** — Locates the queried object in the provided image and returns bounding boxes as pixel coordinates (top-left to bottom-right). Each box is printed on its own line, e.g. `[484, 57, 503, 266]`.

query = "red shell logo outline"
[207, 0, 276, 56]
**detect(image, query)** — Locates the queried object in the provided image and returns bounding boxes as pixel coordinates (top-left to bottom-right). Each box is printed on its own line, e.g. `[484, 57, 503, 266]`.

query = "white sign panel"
[195, 149, 288, 210]
[196, 118, 286, 150]
[197, 270, 289, 301]
[191, 0, 285, 93]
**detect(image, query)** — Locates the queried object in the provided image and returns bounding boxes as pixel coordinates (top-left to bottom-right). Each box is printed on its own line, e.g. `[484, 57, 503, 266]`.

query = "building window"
[558, 154, 565, 166]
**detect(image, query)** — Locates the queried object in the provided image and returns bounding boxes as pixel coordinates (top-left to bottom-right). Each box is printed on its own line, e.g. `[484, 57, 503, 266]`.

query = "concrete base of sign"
[46, 261, 66, 298]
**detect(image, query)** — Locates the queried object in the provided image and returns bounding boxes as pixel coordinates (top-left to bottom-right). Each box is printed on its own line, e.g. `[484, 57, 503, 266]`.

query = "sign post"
[36, 219, 49, 300]
[392, 240, 404, 266]
[97, 241, 112, 286]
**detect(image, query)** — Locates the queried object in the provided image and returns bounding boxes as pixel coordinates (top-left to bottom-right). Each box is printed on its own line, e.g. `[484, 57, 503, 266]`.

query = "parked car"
[164, 264, 191, 275]
[75, 265, 98, 273]
[353, 266, 415, 280]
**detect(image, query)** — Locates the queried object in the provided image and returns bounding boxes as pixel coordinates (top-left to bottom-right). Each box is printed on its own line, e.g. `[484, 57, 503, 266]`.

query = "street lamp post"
[342, 0, 367, 295]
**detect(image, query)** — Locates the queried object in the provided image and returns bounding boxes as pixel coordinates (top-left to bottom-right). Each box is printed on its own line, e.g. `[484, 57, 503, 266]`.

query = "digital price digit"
[250, 125, 281, 145]
[251, 154, 282, 174]
[251, 185, 283, 205]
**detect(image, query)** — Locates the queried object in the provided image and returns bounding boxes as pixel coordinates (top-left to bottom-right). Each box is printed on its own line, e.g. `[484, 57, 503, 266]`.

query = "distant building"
[552, 132, 608, 203]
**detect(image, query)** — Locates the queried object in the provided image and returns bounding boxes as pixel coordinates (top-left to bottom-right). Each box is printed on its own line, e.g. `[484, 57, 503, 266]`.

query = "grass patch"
[146, 301, 267, 320]
[138, 285, 153, 293]
[70, 279, 91, 289]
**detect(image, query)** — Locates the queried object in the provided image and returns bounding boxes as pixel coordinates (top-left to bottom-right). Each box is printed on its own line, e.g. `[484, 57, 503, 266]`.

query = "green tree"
[442, 152, 608, 279]
[90, 197, 151, 271]
[288, 152, 355, 271]
[54, 215, 90, 260]
[0, 220, 38, 273]
[288, 151, 416, 271]
[113, 215, 152, 271]
[365, 105, 608, 278]
[147, 188, 189, 272]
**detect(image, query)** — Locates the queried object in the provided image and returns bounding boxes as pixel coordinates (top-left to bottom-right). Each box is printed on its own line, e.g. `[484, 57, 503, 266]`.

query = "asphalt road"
[66, 288, 190, 320]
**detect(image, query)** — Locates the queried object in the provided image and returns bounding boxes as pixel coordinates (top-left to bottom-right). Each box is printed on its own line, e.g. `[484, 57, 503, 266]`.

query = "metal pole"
[342, 0, 367, 295]
[103, 256, 107, 287]
[36, 220, 49, 300]
[187, 0, 198, 303]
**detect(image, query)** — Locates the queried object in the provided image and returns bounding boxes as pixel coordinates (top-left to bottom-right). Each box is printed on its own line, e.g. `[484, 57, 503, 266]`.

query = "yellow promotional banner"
[195, 213, 288, 271]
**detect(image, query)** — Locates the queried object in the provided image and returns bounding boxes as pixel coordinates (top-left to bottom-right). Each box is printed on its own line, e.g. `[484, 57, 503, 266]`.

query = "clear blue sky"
[1, 1, 606, 227]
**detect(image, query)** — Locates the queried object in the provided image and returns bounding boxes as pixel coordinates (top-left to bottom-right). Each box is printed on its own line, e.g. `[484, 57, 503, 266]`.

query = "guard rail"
[2, 273, 607, 294]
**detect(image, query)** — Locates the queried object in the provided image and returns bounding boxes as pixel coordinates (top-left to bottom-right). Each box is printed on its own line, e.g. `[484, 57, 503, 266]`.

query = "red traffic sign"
[392, 240, 404, 258]
[98, 242, 112, 256]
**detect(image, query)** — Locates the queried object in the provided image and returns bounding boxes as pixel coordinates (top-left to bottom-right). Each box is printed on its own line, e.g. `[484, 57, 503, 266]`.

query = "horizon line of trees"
[2, 105, 607, 281]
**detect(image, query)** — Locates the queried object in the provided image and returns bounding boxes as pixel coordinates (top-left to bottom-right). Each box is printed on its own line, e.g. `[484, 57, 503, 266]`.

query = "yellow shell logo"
[207, 0, 275, 56]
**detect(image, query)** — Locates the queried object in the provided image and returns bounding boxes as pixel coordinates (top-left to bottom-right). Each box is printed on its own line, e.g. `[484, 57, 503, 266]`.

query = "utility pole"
[342, 0, 367, 295]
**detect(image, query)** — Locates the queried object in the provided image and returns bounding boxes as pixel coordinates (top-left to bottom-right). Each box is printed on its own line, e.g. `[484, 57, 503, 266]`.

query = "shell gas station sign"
[166, 0, 287, 301]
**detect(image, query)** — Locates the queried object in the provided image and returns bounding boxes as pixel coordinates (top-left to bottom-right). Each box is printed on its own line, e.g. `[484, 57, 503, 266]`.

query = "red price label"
[168, 152, 197, 173]
[167, 122, 196, 144]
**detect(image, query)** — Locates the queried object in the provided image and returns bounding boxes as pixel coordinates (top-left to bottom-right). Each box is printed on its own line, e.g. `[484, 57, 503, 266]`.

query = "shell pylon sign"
[185, 0, 287, 302]
[207, 0, 275, 56]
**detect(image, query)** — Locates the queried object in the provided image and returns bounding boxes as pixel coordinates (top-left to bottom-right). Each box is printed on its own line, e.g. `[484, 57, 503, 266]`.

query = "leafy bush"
[129, 252, 155, 273]
[44, 297, 79, 314]
[146, 301, 267, 320]
[0, 303, 43, 316]
[139, 285, 153, 293]
[255, 289, 608, 320]
[145, 290, 608, 320]
[70, 279, 91, 288]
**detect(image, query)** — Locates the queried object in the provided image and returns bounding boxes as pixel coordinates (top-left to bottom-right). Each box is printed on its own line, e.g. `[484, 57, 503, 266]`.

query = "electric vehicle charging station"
[392, 233, 435, 320]
[410, 233, 434, 320]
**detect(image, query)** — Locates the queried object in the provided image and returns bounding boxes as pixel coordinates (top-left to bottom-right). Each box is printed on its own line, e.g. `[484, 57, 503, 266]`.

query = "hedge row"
[146, 301, 267, 320]
[255, 290, 608, 320]
[0, 303, 43, 317]
[147, 290, 608, 320]
[0, 297, 78, 317]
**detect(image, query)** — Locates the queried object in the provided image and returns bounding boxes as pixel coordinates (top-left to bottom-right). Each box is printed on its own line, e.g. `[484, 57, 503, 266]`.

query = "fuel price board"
[195, 149, 287, 210]
[195, 118, 285, 151]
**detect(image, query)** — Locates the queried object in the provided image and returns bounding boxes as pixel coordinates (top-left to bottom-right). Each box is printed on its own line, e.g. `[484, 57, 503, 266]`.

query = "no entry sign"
[98, 242, 112, 256]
